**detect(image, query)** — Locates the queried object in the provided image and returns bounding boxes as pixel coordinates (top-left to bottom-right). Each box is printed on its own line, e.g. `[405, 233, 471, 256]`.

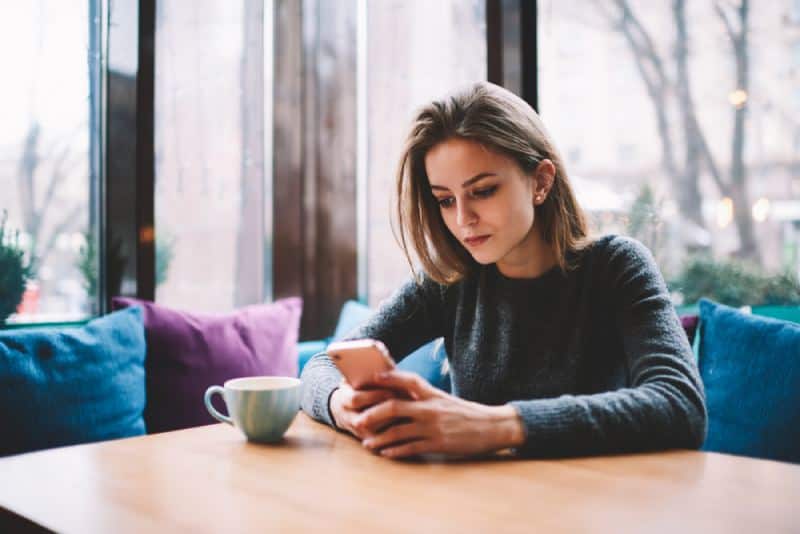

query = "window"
[154, 0, 273, 311]
[0, 2, 104, 323]
[363, 0, 486, 305]
[794, 40, 800, 70]
[792, 0, 800, 25]
[538, 1, 800, 299]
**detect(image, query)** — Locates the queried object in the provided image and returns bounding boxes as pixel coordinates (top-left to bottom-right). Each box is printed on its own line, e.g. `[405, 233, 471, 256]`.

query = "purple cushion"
[680, 314, 699, 346]
[112, 297, 302, 433]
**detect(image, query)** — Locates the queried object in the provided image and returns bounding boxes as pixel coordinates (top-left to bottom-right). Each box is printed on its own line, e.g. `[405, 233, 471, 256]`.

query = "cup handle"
[204, 386, 233, 425]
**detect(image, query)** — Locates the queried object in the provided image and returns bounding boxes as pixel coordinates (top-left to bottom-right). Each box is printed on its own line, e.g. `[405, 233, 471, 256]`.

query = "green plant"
[626, 183, 666, 270]
[670, 254, 800, 307]
[627, 185, 660, 244]
[77, 231, 127, 305]
[76, 229, 174, 307]
[155, 232, 175, 287]
[0, 211, 34, 323]
[77, 231, 98, 299]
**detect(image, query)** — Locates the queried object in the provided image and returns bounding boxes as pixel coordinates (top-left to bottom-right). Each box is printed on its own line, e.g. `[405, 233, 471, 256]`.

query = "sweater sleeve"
[509, 237, 707, 457]
[300, 274, 446, 427]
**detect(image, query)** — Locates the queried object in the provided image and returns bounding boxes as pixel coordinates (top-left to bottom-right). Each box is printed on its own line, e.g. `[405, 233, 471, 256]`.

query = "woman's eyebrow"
[430, 172, 497, 191]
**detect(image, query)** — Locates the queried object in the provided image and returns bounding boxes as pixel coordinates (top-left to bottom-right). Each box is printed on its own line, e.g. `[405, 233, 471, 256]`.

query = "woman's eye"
[472, 186, 498, 198]
[437, 197, 455, 208]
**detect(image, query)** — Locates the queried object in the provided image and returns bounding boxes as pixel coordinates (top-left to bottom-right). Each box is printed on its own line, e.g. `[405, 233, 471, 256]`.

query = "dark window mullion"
[135, 0, 156, 302]
[520, 0, 538, 110]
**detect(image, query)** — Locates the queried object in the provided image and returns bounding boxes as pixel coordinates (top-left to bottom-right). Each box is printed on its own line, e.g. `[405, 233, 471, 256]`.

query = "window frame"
[97, 0, 535, 339]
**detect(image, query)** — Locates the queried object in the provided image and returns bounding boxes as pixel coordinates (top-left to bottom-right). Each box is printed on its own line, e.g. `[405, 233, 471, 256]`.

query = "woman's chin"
[469, 252, 498, 265]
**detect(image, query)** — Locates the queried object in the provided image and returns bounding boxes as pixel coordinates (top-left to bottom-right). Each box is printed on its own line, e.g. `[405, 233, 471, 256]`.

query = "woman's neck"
[495, 226, 557, 279]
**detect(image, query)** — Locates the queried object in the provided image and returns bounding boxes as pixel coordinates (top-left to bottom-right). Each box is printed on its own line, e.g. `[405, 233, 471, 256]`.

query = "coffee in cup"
[204, 376, 302, 443]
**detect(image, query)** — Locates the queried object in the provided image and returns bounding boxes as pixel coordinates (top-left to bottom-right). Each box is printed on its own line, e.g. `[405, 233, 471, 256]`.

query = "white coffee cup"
[204, 376, 302, 443]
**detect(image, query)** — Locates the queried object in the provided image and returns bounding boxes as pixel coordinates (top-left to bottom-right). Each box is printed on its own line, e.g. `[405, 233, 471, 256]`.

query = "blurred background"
[1, 0, 798, 335]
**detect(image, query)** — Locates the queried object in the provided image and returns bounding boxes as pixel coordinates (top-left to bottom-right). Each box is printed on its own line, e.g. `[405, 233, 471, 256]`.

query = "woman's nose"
[456, 201, 477, 227]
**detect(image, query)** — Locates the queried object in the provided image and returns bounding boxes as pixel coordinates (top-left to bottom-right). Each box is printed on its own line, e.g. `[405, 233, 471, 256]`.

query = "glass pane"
[364, 0, 487, 305]
[155, 0, 272, 311]
[539, 1, 800, 307]
[0, 2, 101, 324]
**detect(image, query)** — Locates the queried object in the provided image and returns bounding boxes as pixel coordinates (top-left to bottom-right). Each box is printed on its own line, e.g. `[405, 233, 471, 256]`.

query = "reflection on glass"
[155, 0, 272, 312]
[0, 2, 100, 323]
[364, 0, 486, 305]
[539, 0, 800, 305]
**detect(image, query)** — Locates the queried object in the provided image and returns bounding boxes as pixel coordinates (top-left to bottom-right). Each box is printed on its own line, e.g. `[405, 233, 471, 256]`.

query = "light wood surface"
[1, 413, 798, 533]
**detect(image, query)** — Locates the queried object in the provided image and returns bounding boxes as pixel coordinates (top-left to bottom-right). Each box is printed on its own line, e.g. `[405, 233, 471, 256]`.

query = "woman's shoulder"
[393, 269, 456, 304]
[584, 234, 656, 266]
[581, 234, 667, 297]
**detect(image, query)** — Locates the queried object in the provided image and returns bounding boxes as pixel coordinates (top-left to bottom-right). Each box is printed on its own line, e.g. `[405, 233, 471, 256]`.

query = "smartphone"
[326, 339, 396, 389]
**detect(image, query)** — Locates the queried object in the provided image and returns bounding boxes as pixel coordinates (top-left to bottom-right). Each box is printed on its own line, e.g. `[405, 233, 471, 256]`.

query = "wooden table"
[1, 414, 798, 533]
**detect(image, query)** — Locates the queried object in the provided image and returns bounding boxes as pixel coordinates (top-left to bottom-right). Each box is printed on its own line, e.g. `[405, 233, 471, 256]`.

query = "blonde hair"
[394, 81, 590, 284]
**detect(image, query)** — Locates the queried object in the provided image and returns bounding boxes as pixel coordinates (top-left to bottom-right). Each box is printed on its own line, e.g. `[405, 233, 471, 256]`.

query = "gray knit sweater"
[300, 235, 707, 457]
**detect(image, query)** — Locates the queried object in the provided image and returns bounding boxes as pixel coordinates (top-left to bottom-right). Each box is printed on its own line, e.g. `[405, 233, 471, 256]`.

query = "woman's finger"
[362, 422, 424, 452]
[355, 398, 417, 436]
[350, 388, 395, 410]
[379, 438, 436, 459]
[371, 370, 436, 400]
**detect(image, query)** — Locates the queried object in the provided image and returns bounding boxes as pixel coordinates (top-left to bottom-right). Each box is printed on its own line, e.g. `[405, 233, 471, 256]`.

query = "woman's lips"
[464, 235, 490, 247]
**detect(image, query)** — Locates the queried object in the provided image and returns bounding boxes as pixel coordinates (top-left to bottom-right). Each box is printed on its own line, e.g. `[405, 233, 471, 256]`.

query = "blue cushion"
[397, 340, 451, 392]
[332, 300, 373, 341]
[309, 300, 451, 391]
[751, 305, 800, 324]
[297, 339, 328, 376]
[0, 307, 146, 456]
[698, 299, 800, 463]
[297, 300, 371, 376]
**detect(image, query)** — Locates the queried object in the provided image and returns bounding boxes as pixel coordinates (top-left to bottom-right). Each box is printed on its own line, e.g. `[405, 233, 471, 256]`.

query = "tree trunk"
[728, 0, 758, 261]
[17, 123, 41, 252]
[673, 0, 705, 229]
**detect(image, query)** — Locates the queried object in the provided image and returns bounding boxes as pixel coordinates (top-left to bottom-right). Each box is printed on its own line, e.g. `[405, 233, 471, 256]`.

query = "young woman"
[300, 82, 707, 459]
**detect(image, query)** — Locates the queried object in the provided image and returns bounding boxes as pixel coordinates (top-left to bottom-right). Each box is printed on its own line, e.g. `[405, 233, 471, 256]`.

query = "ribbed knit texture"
[300, 235, 707, 457]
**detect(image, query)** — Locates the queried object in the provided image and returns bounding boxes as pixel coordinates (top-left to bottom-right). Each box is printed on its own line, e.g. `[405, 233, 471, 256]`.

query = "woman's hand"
[353, 370, 526, 459]
[329, 382, 396, 439]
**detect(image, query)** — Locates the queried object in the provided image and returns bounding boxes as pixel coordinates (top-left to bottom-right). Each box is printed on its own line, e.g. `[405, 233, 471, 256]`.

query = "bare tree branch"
[617, 1, 665, 80]
[714, 1, 739, 44]
[673, 0, 705, 226]
[16, 123, 40, 236]
[36, 204, 83, 269]
[698, 135, 728, 195]
[587, 0, 618, 31]
[40, 150, 82, 219]
[38, 122, 87, 164]
[611, 0, 679, 180]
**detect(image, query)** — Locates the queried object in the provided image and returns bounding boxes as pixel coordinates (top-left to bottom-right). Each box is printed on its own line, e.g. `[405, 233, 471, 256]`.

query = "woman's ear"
[532, 159, 556, 206]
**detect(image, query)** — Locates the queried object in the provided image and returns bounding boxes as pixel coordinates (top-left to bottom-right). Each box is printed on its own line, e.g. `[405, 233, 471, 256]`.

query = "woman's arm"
[300, 274, 446, 428]
[509, 237, 707, 457]
[345, 238, 706, 459]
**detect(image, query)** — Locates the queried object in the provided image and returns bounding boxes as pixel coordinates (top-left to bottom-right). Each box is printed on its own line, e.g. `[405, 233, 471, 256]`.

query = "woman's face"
[424, 137, 553, 276]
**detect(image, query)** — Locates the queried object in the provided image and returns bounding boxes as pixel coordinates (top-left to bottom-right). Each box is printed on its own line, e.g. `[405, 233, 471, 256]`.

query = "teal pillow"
[698, 299, 800, 463]
[332, 300, 373, 341]
[398, 339, 450, 392]
[315, 300, 450, 391]
[0, 307, 146, 456]
[297, 300, 370, 375]
[752, 305, 800, 324]
[297, 339, 328, 376]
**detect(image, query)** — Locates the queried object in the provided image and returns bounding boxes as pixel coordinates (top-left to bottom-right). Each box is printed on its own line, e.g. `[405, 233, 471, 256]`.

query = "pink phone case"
[326, 339, 396, 389]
